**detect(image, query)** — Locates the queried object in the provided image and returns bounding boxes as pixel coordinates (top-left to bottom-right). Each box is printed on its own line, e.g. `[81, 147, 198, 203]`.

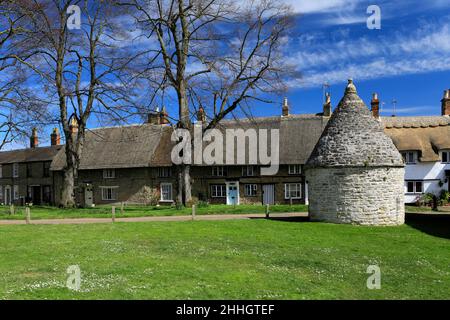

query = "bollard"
[112, 206, 116, 223]
[9, 204, 14, 215]
[25, 207, 30, 224]
[192, 204, 196, 220]
[265, 204, 270, 218]
[120, 202, 124, 214]
[289, 197, 293, 207]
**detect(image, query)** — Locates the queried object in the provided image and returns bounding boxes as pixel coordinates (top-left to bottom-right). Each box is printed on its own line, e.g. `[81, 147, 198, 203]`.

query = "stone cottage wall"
[306, 166, 405, 226]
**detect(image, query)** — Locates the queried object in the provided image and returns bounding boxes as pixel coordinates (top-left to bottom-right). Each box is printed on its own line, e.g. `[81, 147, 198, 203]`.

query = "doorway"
[4, 186, 11, 205]
[226, 181, 239, 205]
[85, 184, 93, 207]
[262, 184, 275, 205]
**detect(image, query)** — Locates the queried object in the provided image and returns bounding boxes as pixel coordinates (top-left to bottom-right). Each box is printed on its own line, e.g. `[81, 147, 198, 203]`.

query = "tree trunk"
[177, 165, 184, 205]
[60, 164, 76, 208]
[183, 164, 192, 204]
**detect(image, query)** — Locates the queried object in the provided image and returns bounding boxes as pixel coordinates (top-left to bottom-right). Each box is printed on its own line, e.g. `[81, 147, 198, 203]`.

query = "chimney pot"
[197, 106, 206, 122]
[282, 97, 289, 117]
[441, 89, 450, 116]
[371, 92, 380, 119]
[51, 128, 60, 146]
[30, 128, 38, 148]
[323, 93, 332, 117]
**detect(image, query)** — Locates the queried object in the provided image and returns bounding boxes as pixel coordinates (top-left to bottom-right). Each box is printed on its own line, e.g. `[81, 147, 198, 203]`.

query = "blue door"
[227, 183, 239, 205]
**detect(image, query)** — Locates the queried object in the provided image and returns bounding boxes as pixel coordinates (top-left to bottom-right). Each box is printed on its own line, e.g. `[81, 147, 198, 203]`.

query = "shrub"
[197, 201, 209, 208]
[439, 190, 450, 205]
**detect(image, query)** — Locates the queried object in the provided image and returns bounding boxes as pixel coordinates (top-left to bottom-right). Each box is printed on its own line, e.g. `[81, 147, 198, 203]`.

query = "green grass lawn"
[0, 217, 449, 299]
[0, 204, 308, 220]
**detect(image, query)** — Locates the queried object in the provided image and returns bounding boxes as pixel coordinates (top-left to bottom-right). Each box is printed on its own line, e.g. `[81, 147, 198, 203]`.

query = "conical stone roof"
[306, 79, 404, 168]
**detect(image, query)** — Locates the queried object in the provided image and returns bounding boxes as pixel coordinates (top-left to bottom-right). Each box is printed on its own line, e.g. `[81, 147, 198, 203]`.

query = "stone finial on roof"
[345, 78, 357, 94]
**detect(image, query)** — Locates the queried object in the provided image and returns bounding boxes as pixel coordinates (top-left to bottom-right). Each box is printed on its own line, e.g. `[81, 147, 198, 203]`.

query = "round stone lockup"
[305, 79, 405, 226]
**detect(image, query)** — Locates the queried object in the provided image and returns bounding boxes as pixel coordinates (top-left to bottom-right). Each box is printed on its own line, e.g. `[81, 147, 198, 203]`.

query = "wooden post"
[289, 196, 293, 207]
[25, 207, 30, 224]
[112, 206, 116, 223]
[265, 204, 270, 218]
[192, 204, 196, 220]
[120, 202, 124, 214]
[9, 204, 14, 215]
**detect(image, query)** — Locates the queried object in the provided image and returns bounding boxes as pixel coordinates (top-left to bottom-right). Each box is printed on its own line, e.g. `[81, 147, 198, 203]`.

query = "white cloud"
[286, 20, 450, 88]
[285, 0, 360, 14]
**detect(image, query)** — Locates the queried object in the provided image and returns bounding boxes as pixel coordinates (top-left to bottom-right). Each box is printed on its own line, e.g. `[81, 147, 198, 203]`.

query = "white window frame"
[402, 151, 417, 165]
[103, 169, 116, 179]
[160, 183, 173, 202]
[288, 165, 302, 175]
[406, 181, 423, 194]
[158, 167, 172, 178]
[244, 184, 257, 197]
[101, 186, 118, 201]
[13, 163, 19, 178]
[441, 150, 450, 164]
[284, 183, 302, 199]
[211, 166, 225, 177]
[13, 185, 19, 200]
[211, 184, 226, 198]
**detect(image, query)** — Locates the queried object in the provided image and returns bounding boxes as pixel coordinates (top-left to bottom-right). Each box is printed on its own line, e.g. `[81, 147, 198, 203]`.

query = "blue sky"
[254, 0, 450, 117]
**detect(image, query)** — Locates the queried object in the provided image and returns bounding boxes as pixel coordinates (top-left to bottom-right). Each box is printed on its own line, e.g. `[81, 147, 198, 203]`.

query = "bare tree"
[121, 0, 294, 204]
[14, 0, 138, 207]
[0, 0, 45, 149]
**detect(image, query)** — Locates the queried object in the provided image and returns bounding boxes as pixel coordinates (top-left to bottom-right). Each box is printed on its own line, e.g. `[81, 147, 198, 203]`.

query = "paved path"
[0, 212, 308, 225]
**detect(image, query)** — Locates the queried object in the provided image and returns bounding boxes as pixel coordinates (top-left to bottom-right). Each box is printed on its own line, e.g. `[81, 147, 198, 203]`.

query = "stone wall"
[306, 166, 405, 225]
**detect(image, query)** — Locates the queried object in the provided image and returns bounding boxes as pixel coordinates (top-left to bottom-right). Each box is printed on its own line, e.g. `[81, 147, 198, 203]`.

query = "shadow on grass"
[250, 216, 310, 222]
[405, 212, 450, 240]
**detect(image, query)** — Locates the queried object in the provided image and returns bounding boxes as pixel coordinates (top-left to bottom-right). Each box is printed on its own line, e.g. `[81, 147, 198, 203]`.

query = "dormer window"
[401, 151, 417, 165]
[288, 164, 302, 175]
[103, 169, 115, 179]
[441, 151, 450, 164]
[242, 166, 255, 176]
[13, 163, 19, 177]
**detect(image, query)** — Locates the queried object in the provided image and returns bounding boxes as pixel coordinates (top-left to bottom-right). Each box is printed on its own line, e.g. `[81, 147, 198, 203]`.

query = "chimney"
[69, 117, 78, 134]
[147, 107, 160, 125]
[159, 106, 169, 124]
[282, 97, 289, 117]
[371, 93, 380, 118]
[30, 128, 38, 148]
[323, 93, 332, 117]
[197, 106, 206, 122]
[441, 89, 450, 116]
[50, 128, 60, 146]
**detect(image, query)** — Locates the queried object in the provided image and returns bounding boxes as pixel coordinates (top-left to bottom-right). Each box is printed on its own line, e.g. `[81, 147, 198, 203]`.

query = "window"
[101, 186, 118, 200]
[211, 184, 226, 198]
[13, 185, 19, 200]
[212, 166, 225, 176]
[13, 163, 19, 177]
[244, 184, 257, 197]
[160, 183, 173, 201]
[284, 183, 302, 199]
[158, 167, 172, 178]
[43, 185, 51, 203]
[288, 165, 302, 175]
[406, 181, 423, 194]
[103, 169, 115, 179]
[43, 162, 51, 177]
[26, 163, 32, 178]
[242, 166, 255, 176]
[442, 151, 450, 164]
[401, 151, 416, 164]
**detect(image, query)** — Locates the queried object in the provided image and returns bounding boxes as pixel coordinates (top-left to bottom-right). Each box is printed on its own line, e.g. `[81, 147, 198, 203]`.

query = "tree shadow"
[250, 216, 310, 222]
[405, 213, 450, 240]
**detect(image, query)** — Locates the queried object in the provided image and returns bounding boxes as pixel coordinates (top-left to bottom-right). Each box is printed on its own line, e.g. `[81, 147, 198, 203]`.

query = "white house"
[376, 89, 450, 203]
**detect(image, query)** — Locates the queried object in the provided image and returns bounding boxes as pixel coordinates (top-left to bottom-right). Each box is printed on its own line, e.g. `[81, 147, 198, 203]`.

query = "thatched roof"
[382, 116, 450, 162]
[50, 115, 328, 170]
[50, 124, 170, 170]
[0, 145, 62, 164]
[306, 79, 404, 168]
